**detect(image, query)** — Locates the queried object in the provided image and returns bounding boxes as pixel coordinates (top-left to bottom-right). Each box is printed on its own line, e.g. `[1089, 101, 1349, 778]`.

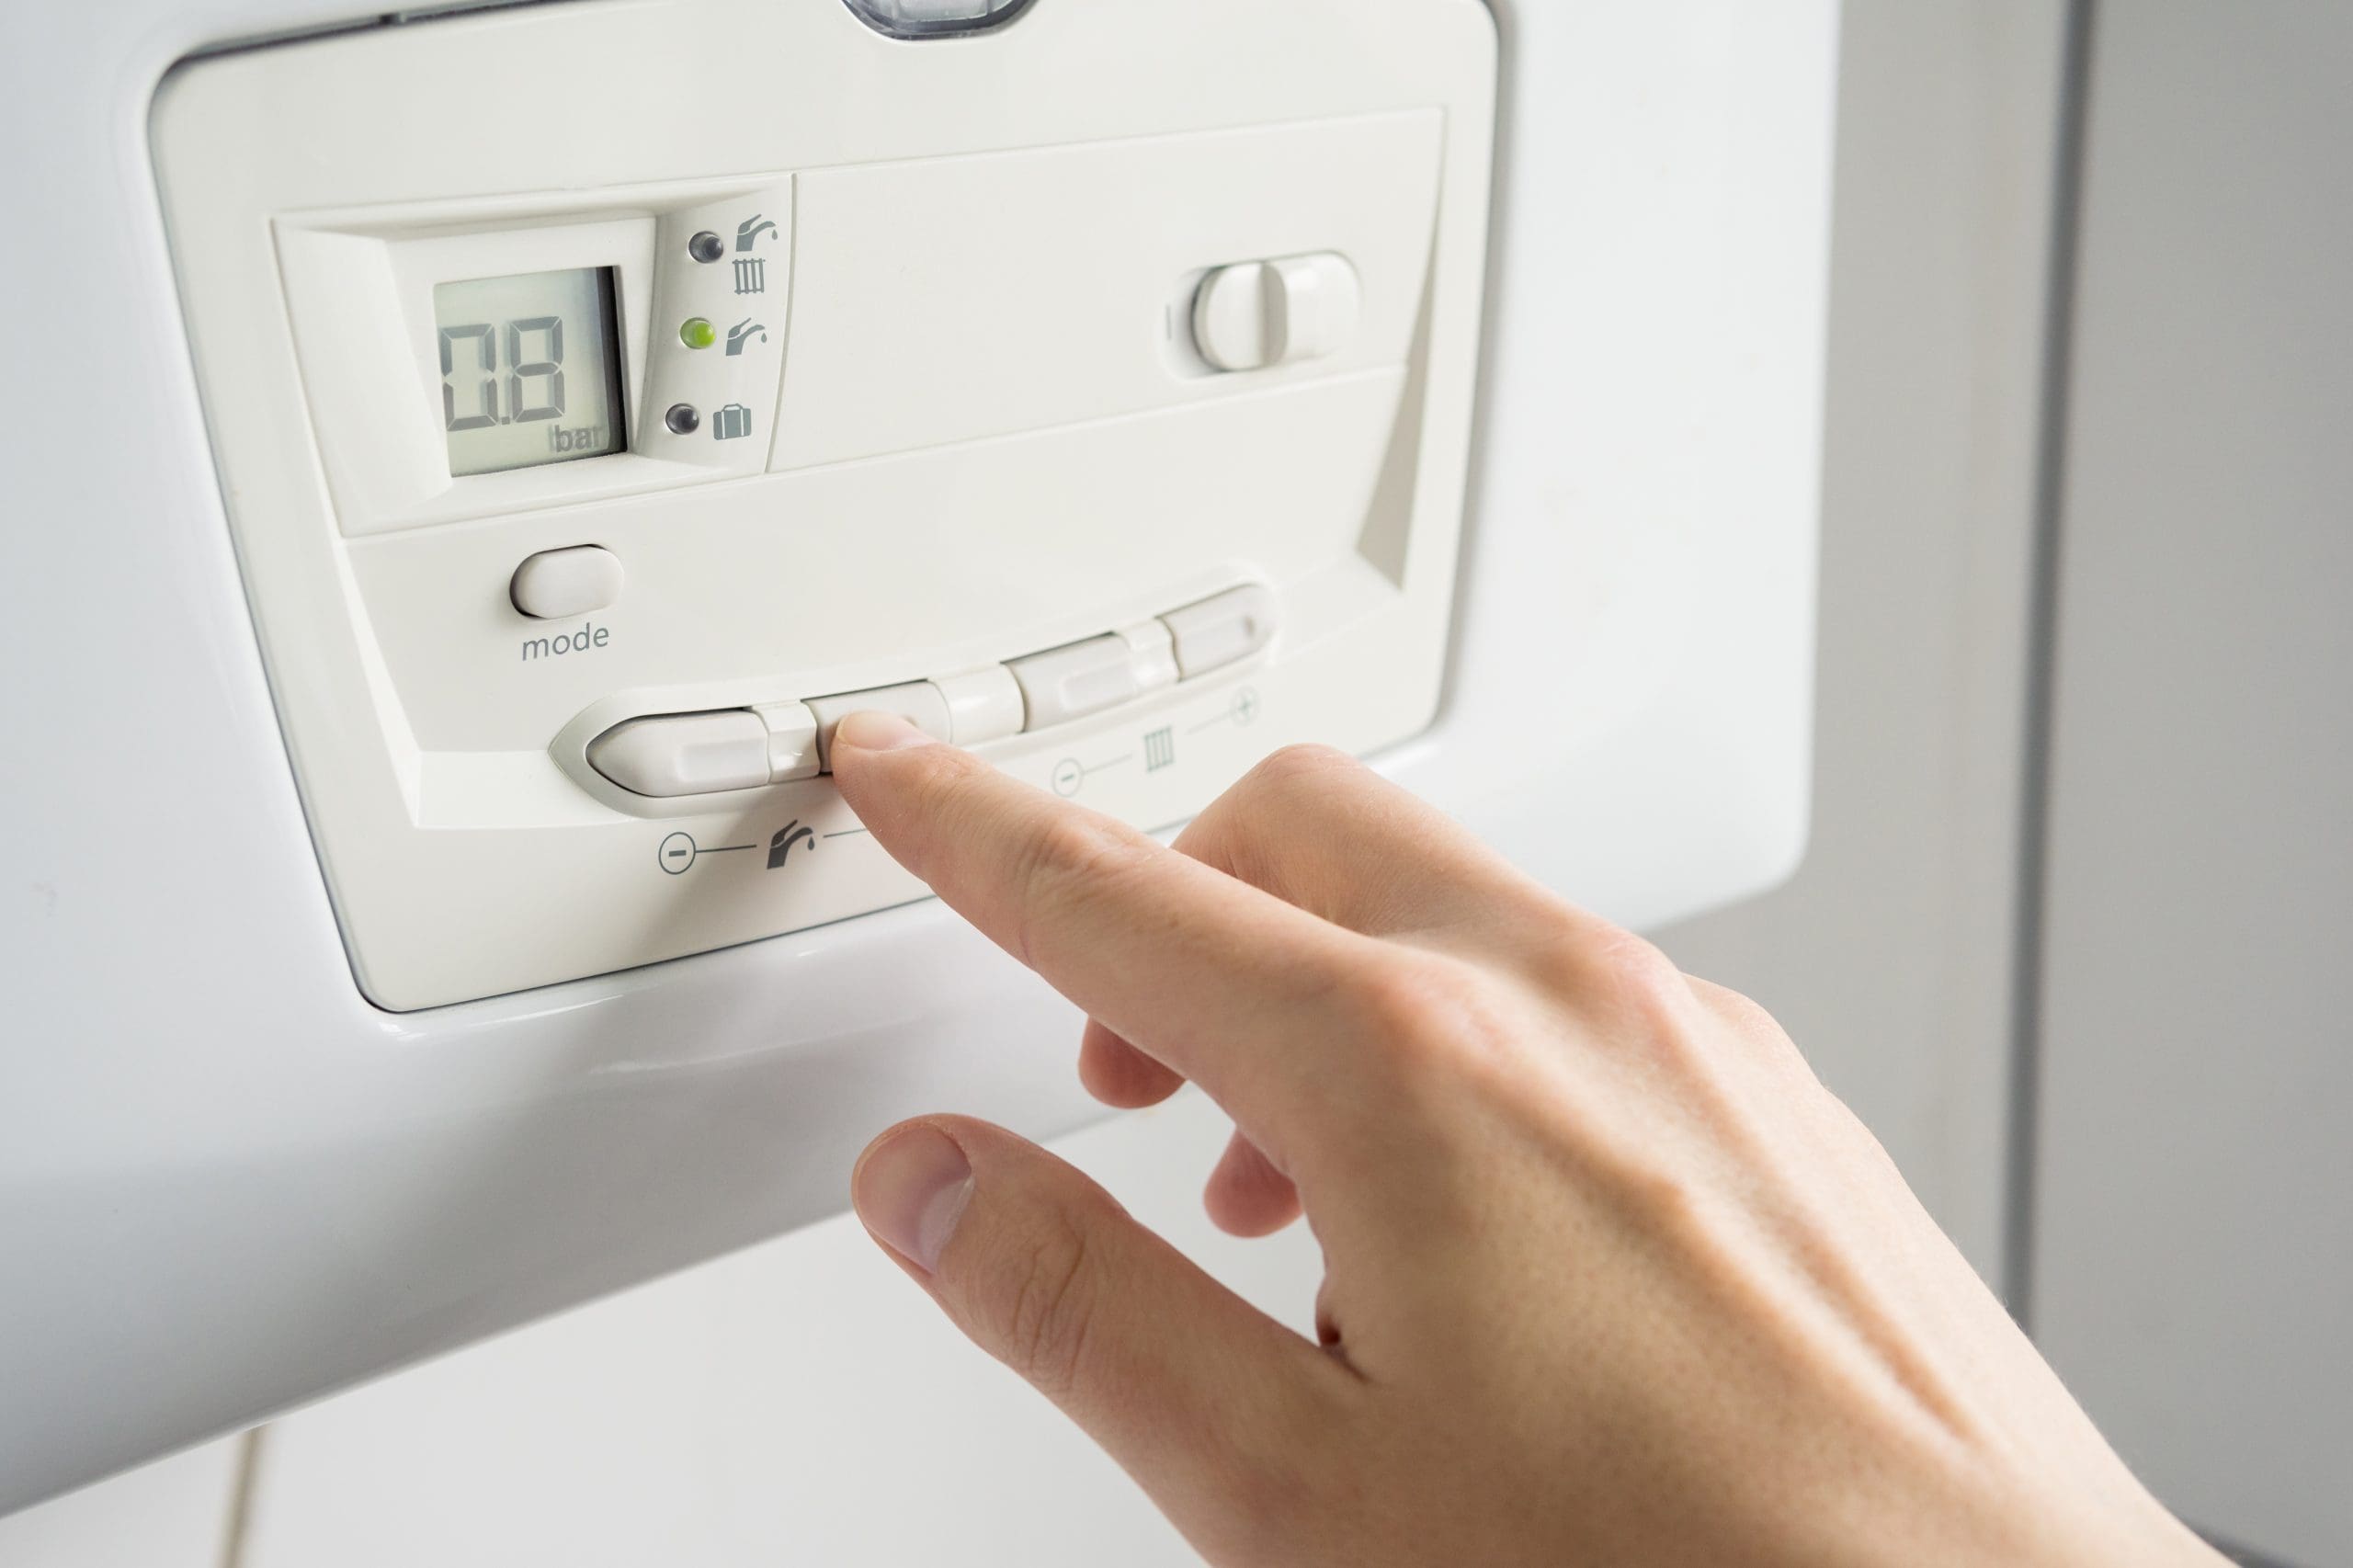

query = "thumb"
[852, 1116, 1351, 1558]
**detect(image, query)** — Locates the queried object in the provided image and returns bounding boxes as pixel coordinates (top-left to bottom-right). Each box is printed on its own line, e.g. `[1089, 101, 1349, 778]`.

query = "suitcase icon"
[711, 403, 754, 441]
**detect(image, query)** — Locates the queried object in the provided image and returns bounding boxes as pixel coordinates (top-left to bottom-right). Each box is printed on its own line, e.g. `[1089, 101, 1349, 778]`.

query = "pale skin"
[830, 710, 2223, 1567]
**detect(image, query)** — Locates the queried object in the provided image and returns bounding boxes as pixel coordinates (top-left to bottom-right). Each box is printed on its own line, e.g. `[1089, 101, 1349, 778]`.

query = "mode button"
[512, 546, 623, 620]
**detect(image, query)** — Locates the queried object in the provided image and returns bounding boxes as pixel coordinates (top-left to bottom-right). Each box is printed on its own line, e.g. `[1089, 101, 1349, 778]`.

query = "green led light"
[679, 317, 717, 350]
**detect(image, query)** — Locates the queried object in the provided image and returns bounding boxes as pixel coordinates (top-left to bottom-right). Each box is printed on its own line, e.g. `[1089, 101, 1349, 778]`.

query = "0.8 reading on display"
[433, 266, 627, 477]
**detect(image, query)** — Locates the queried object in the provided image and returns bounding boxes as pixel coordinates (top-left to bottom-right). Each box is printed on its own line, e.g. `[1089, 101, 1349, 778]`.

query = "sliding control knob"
[1192, 254, 1360, 372]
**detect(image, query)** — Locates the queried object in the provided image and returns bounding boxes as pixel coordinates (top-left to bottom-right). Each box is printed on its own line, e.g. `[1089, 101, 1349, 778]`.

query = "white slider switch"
[1160, 584, 1279, 678]
[1191, 253, 1361, 372]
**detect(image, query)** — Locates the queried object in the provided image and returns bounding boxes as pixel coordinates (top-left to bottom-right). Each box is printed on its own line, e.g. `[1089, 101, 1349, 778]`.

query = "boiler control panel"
[153, 0, 1496, 1009]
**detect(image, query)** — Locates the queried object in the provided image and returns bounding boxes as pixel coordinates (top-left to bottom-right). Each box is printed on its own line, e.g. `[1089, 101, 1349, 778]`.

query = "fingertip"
[1078, 1020, 1188, 1108]
[833, 710, 942, 757]
[827, 712, 975, 874]
[1203, 1130, 1303, 1238]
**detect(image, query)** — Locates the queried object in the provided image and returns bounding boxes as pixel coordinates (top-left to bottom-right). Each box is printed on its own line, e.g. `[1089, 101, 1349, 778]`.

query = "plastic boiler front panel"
[153, 0, 1495, 1012]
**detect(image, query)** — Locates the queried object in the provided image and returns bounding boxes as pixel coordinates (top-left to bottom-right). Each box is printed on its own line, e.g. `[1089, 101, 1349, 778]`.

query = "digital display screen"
[433, 267, 626, 477]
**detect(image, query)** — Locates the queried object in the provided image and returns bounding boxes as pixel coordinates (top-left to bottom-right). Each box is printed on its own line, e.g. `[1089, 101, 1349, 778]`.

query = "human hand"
[831, 713, 2219, 1567]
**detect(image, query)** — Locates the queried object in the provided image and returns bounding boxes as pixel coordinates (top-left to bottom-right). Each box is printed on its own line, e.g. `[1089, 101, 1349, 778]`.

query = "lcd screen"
[433, 267, 627, 477]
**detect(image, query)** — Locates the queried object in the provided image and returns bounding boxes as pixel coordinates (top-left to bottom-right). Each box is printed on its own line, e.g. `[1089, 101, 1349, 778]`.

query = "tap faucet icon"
[767, 821, 816, 870]
[725, 319, 767, 357]
[736, 215, 777, 252]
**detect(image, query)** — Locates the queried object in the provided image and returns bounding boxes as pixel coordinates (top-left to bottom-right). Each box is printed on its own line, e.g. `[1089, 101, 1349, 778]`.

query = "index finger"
[828, 710, 1372, 1154]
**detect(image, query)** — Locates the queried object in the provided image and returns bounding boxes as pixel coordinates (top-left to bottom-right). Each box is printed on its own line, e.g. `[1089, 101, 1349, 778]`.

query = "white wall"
[237, 1095, 1306, 1567]
[0, 1442, 242, 1568]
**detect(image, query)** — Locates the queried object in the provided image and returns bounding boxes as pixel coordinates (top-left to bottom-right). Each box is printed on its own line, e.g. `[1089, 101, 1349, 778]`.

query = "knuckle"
[1006, 813, 1157, 966]
[1017, 812, 1152, 896]
[1181, 744, 1362, 886]
[1348, 954, 1461, 1038]
[1346, 953, 1506, 1071]
[994, 1211, 1100, 1396]
[1236, 742, 1361, 805]
[1699, 979, 1783, 1040]
[1586, 928, 1693, 1016]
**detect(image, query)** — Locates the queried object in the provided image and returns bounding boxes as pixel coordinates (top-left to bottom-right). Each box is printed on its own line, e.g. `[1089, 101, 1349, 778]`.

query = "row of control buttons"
[585, 585, 1277, 800]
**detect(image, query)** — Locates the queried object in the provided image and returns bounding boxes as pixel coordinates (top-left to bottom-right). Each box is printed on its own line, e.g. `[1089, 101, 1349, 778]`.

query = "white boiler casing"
[0, 0, 1836, 1511]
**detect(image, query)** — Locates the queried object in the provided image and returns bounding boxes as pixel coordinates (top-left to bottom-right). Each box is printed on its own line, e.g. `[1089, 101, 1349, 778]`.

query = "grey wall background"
[1665, 6, 2352, 1565]
[1658, 0, 2068, 1302]
[2029, 6, 2353, 1565]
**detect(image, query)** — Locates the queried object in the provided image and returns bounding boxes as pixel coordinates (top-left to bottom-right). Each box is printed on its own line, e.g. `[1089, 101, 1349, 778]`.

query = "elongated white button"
[1009, 635, 1139, 732]
[806, 681, 954, 771]
[588, 710, 769, 798]
[511, 546, 623, 619]
[1161, 585, 1278, 678]
[933, 666, 1027, 745]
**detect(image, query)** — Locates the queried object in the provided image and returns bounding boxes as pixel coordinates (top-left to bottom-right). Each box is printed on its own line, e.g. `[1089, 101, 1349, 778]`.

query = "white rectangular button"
[1008, 635, 1139, 732]
[806, 681, 954, 771]
[933, 666, 1027, 745]
[587, 710, 771, 799]
[1161, 585, 1278, 679]
[753, 701, 823, 783]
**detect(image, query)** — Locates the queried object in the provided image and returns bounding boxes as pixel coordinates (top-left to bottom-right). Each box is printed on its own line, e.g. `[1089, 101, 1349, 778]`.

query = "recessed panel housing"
[154, 0, 1496, 1009]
